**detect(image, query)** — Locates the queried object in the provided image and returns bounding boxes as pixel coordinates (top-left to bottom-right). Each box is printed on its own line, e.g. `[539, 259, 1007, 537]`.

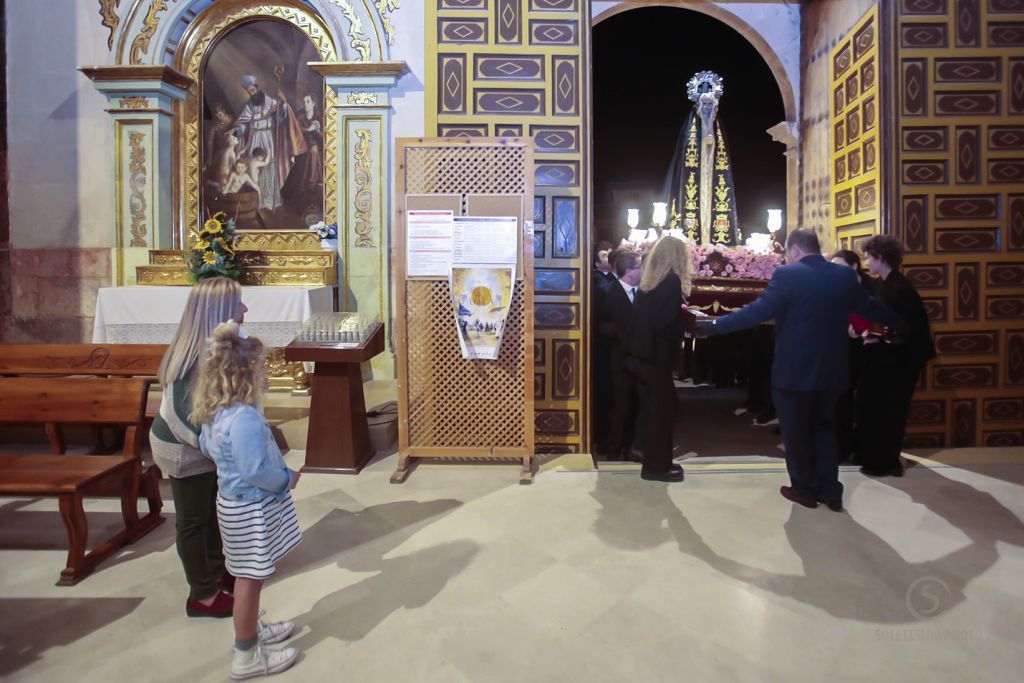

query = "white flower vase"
[320, 238, 338, 251]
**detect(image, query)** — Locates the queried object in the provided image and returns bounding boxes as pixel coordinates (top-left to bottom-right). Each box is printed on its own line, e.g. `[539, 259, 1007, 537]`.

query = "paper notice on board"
[407, 210, 454, 277]
[452, 216, 518, 266]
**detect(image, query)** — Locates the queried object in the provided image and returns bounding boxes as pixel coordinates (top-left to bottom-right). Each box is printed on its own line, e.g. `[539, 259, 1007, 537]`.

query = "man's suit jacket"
[598, 278, 635, 371]
[713, 255, 906, 393]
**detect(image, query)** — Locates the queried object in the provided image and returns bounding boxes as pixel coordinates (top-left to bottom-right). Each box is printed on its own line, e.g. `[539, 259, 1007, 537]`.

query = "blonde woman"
[152, 277, 247, 618]
[193, 322, 301, 680]
[627, 236, 692, 482]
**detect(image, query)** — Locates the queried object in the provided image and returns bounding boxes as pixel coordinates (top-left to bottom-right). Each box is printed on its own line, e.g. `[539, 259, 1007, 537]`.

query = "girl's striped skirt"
[216, 492, 302, 579]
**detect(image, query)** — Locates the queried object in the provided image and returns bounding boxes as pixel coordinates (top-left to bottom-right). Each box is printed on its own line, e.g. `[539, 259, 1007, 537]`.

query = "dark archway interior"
[593, 7, 787, 249]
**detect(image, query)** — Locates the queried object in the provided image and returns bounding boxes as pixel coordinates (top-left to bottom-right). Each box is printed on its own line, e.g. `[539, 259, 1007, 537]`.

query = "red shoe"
[185, 590, 234, 618]
[218, 572, 236, 595]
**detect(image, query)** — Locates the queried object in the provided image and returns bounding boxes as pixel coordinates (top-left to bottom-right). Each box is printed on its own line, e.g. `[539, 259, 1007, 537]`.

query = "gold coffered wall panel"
[888, 0, 1024, 448]
[427, 0, 590, 454]
[831, 5, 882, 251]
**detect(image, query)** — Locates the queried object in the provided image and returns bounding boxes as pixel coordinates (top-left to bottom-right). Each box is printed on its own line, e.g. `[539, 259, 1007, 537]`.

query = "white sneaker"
[258, 614, 296, 645]
[230, 642, 298, 680]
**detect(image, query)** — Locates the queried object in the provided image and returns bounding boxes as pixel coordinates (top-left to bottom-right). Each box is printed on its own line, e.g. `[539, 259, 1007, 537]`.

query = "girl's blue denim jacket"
[200, 403, 296, 502]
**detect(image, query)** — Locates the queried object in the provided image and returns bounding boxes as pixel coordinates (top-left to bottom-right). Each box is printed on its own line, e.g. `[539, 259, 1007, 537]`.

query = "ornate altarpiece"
[83, 0, 406, 377]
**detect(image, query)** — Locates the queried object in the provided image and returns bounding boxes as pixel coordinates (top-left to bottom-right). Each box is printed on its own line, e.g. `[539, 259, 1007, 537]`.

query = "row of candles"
[623, 204, 783, 252]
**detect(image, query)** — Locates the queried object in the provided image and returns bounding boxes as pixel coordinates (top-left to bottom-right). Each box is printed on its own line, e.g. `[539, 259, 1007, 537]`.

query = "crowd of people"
[592, 229, 936, 499]
[155, 229, 934, 678]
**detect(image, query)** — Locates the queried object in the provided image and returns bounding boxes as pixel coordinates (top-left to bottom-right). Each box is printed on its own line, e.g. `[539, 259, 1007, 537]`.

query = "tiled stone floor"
[2, 447, 1023, 682]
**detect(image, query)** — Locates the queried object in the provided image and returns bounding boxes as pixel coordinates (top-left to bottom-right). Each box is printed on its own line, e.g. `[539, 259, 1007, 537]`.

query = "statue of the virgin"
[662, 71, 740, 246]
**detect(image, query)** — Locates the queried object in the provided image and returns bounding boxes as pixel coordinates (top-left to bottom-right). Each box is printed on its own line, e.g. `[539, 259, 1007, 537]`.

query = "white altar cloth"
[93, 286, 334, 347]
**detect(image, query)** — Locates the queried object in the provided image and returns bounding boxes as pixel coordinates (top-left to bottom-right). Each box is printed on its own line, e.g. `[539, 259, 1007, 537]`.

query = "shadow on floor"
[282, 495, 464, 577]
[290, 539, 479, 648]
[0, 499, 175, 570]
[0, 597, 144, 677]
[590, 465, 1024, 624]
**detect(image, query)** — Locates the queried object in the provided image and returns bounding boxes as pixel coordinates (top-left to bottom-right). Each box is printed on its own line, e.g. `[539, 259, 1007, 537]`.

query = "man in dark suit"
[695, 229, 907, 511]
[597, 248, 643, 461]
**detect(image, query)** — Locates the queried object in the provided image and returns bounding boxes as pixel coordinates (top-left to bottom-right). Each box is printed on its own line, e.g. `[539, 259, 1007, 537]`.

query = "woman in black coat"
[856, 235, 936, 476]
[628, 236, 692, 482]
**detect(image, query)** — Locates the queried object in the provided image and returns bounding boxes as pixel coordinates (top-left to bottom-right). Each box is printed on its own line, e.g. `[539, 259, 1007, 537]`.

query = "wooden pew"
[0, 376, 165, 585]
[0, 343, 167, 378]
[0, 343, 167, 453]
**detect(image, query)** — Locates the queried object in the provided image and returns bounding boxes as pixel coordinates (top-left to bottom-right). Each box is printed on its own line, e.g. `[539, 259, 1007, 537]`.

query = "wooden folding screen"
[392, 137, 535, 483]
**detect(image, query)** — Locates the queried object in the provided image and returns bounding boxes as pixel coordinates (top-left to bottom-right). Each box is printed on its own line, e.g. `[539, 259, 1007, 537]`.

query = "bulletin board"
[391, 137, 535, 483]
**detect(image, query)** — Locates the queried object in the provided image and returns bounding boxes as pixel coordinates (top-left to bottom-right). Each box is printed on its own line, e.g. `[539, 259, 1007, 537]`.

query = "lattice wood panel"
[406, 279, 526, 448]
[393, 137, 535, 482]
[832, 5, 882, 250]
[404, 145, 527, 197]
[426, 0, 589, 455]
[887, 0, 1024, 448]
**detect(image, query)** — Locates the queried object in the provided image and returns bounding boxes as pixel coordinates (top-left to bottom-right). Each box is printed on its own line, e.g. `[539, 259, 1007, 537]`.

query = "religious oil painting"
[201, 19, 324, 230]
[449, 267, 516, 360]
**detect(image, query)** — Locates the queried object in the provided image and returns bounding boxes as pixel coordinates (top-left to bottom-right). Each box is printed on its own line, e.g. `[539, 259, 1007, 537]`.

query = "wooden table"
[284, 324, 385, 474]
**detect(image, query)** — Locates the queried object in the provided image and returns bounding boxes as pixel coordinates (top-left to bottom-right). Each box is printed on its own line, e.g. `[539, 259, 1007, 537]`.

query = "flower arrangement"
[616, 236, 781, 281]
[691, 243, 782, 280]
[309, 221, 338, 240]
[188, 211, 243, 282]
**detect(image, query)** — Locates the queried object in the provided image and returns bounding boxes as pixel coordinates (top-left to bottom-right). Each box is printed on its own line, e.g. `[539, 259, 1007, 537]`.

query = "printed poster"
[449, 266, 516, 360]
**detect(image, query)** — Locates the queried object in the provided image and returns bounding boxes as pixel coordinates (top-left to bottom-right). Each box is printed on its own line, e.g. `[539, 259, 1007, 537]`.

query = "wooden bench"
[0, 377, 165, 585]
[0, 343, 167, 452]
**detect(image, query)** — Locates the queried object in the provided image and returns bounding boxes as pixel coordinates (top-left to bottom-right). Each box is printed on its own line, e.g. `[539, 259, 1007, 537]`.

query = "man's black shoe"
[859, 464, 904, 478]
[641, 466, 685, 482]
[817, 496, 843, 512]
[780, 485, 818, 508]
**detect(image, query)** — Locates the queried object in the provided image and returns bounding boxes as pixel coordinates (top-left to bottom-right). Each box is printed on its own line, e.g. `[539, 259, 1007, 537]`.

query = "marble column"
[81, 66, 192, 285]
[312, 61, 408, 379]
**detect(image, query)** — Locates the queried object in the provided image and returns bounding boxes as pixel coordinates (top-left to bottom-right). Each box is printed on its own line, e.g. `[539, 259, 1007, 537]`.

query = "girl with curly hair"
[193, 322, 302, 679]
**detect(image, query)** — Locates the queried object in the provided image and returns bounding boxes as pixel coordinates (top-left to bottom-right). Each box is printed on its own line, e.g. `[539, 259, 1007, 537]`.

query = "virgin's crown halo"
[687, 71, 724, 102]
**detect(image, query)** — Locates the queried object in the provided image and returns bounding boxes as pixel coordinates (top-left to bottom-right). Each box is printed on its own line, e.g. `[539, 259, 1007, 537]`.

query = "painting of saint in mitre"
[201, 20, 324, 229]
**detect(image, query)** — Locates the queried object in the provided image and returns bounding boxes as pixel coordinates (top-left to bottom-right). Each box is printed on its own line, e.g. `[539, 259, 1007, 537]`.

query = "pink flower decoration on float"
[690, 244, 781, 281]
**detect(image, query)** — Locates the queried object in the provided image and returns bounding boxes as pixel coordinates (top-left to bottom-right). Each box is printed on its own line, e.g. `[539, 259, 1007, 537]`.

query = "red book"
[848, 313, 881, 336]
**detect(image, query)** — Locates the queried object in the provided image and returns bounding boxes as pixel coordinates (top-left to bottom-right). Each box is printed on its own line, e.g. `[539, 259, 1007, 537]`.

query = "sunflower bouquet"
[187, 211, 243, 282]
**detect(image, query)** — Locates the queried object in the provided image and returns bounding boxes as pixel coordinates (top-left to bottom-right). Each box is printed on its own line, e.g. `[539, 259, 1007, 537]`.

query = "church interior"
[1, 0, 1023, 680]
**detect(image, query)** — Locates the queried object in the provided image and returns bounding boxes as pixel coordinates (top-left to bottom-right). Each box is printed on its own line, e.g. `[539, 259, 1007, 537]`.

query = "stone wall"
[2, 248, 111, 342]
[1, 0, 114, 343]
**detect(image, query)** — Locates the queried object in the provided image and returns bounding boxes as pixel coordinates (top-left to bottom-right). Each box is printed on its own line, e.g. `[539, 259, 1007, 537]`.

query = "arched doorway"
[592, 5, 788, 246]
[590, 5, 789, 458]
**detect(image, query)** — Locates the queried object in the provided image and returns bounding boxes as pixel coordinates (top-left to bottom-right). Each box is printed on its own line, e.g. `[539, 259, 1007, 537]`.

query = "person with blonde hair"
[193, 322, 301, 680]
[628, 236, 693, 482]
[152, 276, 247, 618]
